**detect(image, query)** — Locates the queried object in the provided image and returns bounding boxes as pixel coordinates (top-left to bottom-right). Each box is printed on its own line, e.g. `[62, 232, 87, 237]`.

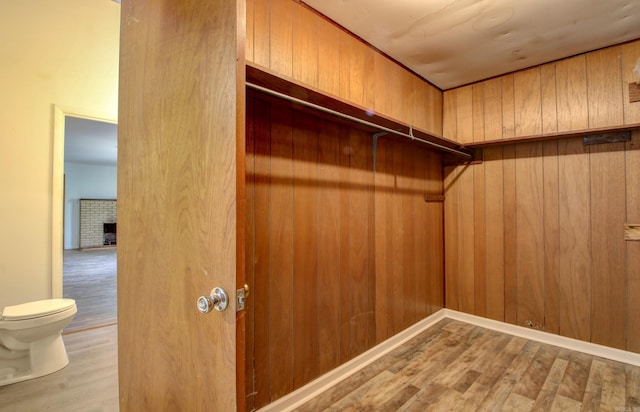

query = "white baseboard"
[256, 310, 447, 412]
[257, 308, 640, 411]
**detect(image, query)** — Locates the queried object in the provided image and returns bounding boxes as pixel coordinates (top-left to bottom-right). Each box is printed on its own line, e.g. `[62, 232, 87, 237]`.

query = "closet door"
[117, 0, 246, 410]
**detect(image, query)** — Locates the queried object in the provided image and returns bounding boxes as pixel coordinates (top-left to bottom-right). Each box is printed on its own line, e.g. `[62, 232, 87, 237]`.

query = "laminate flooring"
[295, 319, 640, 412]
[0, 325, 119, 412]
[63, 248, 117, 333]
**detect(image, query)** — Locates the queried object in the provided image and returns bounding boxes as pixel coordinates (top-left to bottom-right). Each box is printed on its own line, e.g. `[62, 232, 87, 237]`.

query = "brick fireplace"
[79, 198, 117, 249]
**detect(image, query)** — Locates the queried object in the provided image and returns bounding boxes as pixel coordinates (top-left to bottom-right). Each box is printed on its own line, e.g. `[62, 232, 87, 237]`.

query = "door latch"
[236, 284, 250, 312]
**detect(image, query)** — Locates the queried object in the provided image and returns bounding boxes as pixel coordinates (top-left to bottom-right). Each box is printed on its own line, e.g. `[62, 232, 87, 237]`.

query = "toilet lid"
[1, 298, 76, 321]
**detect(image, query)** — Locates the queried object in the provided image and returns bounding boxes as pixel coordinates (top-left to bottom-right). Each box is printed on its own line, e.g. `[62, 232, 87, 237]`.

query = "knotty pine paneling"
[444, 133, 640, 354]
[245, 0, 443, 136]
[246, 96, 444, 408]
[442, 39, 640, 143]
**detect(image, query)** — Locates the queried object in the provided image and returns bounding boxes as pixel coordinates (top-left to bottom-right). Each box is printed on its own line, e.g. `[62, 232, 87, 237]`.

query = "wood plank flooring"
[63, 248, 117, 333]
[0, 325, 119, 412]
[295, 319, 640, 412]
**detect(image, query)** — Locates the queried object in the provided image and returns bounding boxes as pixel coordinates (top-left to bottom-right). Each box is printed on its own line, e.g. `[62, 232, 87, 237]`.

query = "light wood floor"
[63, 248, 117, 333]
[0, 325, 119, 412]
[295, 319, 640, 412]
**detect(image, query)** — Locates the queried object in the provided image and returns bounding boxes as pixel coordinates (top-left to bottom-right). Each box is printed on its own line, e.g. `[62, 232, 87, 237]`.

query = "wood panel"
[502, 74, 516, 138]
[627, 131, 640, 353]
[252, 0, 270, 67]
[587, 47, 623, 129]
[456, 85, 474, 144]
[540, 63, 558, 134]
[542, 141, 560, 335]
[444, 165, 459, 310]
[473, 83, 485, 142]
[622, 40, 640, 124]
[556, 55, 588, 132]
[317, 17, 340, 97]
[515, 143, 544, 327]
[117, 0, 242, 409]
[484, 147, 504, 321]
[246, 98, 445, 407]
[269, 0, 292, 77]
[292, 5, 318, 88]
[558, 138, 591, 342]
[443, 90, 458, 142]
[473, 159, 486, 317]
[457, 165, 475, 314]
[484, 77, 503, 141]
[514, 68, 542, 137]
[590, 141, 626, 349]
[503, 144, 517, 324]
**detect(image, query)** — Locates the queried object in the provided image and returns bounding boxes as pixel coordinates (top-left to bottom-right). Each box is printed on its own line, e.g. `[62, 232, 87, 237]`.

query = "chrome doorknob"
[197, 287, 229, 313]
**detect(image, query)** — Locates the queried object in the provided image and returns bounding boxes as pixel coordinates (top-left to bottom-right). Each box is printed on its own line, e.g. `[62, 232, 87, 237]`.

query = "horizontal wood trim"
[464, 123, 640, 148]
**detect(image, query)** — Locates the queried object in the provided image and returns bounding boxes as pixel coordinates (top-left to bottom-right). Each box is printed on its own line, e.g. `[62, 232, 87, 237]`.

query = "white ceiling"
[302, 0, 640, 90]
[64, 116, 117, 166]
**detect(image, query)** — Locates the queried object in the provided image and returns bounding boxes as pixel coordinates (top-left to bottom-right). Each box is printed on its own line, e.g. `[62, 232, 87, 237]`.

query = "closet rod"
[246, 82, 472, 158]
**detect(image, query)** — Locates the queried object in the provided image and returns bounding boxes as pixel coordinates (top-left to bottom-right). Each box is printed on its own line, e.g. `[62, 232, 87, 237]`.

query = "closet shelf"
[245, 62, 473, 158]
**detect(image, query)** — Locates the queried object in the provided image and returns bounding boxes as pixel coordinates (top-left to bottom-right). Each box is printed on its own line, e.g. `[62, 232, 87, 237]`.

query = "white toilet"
[0, 298, 77, 386]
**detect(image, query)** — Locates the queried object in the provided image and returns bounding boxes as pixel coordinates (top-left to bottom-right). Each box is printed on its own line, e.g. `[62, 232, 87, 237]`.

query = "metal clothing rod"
[246, 82, 472, 158]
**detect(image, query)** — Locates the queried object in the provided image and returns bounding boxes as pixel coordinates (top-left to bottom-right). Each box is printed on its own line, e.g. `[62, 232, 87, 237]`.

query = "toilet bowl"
[0, 298, 77, 386]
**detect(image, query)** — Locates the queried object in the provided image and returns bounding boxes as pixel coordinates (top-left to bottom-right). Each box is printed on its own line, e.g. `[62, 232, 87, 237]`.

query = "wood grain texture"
[556, 55, 589, 132]
[295, 320, 640, 412]
[246, 100, 445, 406]
[515, 143, 544, 328]
[317, 17, 340, 97]
[292, 5, 318, 88]
[622, 40, 640, 125]
[514, 68, 542, 137]
[117, 0, 241, 409]
[501, 74, 515, 139]
[457, 165, 475, 314]
[542, 141, 560, 335]
[443, 90, 457, 142]
[484, 147, 505, 321]
[590, 142, 626, 349]
[540, 63, 558, 134]
[472, 83, 485, 142]
[473, 159, 486, 317]
[484, 77, 503, 141]
[587, 47, 623, 128]
[245, 97, 256, 411]
[626, 132, 640, 353]
[503, 144, 517, 324]
[270, 0, 293, 77]
[456, 85, 474, 145]
[444, 166, 459, 310]
[252, 0, 270, 67]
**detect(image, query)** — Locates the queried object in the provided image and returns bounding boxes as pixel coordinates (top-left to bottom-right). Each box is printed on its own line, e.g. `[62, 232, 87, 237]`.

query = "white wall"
[0, 0, 120, 306]
[64, 162, 117, 249]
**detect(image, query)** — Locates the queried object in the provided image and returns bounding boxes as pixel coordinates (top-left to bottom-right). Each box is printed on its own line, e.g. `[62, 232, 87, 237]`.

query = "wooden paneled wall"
[245, 0, 443, 136]
[245, 95, 444, 409]
[443, 39, 640, 144]
[444, 132, 640, 354]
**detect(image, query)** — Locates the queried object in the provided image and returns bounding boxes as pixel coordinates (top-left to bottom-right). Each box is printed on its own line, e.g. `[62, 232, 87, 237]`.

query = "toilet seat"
[1, 299, 76, 321]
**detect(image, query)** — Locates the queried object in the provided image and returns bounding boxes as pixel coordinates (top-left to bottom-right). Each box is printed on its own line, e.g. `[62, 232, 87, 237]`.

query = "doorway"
[52, 110, 118, 332]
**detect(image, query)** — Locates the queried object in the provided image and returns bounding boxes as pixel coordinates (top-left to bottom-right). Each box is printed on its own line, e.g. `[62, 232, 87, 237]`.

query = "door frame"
[51, 105, 117, 298]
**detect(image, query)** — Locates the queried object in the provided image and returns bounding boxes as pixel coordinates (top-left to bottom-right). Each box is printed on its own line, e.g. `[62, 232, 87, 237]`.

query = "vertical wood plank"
[338, 30, 351, 106]
[292, 112, 319, 389]
[317, 18, 340, 97]
[269, 0, 292, 77]
[348, 37, 366, 107]
[474, 160, 486, 317]
[627, 131, 640, 353]
[484, 78, 503, 141]
[253, 98, 273, 409]
[622, 40, 640, 124]
[444, 165, 459, 310]
[515, 142, 545, 327]
[414, 148, 428, 320]
[543, 141, 560, 335]
[484, 147, 505, 321]
[587, 47, 623, 128]
[366, 128, 376, 347]
[556, 56, 588, 132]
[401, 143, 416, 328]
[502, 74, 515, 139]
[503, 144, 517, 324]
[541, 63, 558, 134]
[457, 165, 475, 314]
[269, 104, 294, 399]
[252, 0, 270, 67]
[590, 142, 626, 349]
[426, 83, 444, 136]
[245, 0, 254, 62]
[292, 5, 318, 88]
[338, 125, 351, 364]
[427, 150, 445, 313]
[558, 138, 591, 342]
[400, 70, 415, 127]
[363, 46, 375, 114]
[317, 119, 341, 373]
[349, 131, 369, 357]
[373, 52, 389, 119]
[384, 139, 397, 335]
[473, 83, 485, 142]
[374, 138, 389, 342]
[443, 90, 457, 142]
[456, 85, 474, 145]
[514, 68, 542, 137]
[413, 78, 428, 132]
[391, 141, 405, 331]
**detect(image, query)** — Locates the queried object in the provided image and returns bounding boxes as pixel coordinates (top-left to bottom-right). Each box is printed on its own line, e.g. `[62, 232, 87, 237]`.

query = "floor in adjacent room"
[63, 248, 117, 333]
